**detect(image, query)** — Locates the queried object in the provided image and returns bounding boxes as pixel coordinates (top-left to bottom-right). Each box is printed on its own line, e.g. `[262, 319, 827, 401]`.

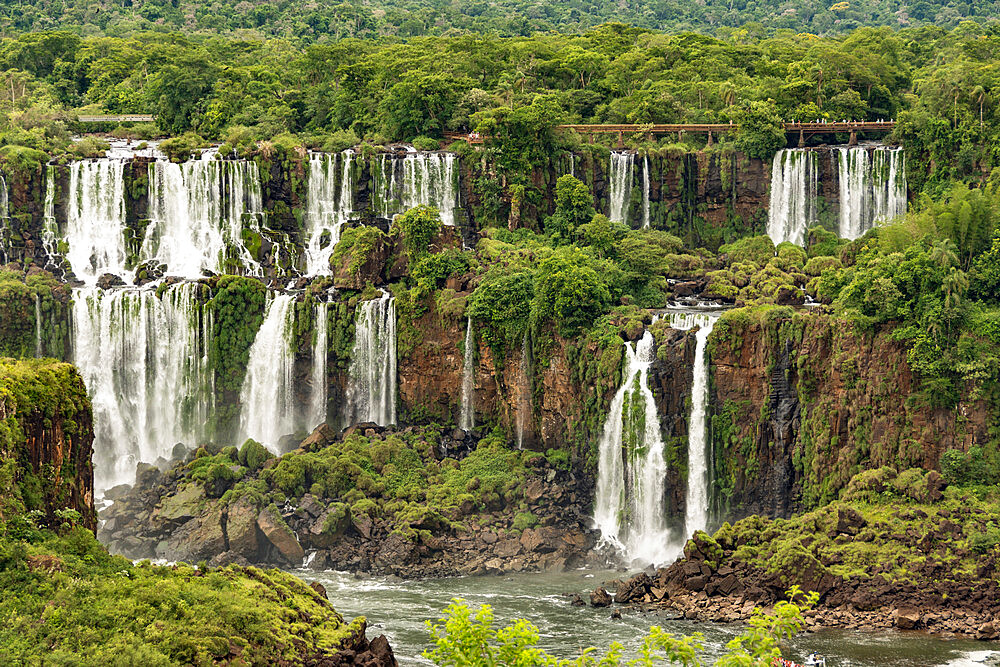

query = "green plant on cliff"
[394, 205, 443, 260]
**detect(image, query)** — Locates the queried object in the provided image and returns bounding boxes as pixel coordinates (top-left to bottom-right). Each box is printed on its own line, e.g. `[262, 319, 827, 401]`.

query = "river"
[302, 569, 999, 666]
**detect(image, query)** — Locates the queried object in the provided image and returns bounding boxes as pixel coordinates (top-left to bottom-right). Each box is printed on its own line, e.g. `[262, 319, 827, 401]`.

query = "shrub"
[239, 439, 271, 471]
[159, 133, 207, 162]
[720, 235, 775, 266]
[411, 135, 441, 151]
[512, 511, 538, 531]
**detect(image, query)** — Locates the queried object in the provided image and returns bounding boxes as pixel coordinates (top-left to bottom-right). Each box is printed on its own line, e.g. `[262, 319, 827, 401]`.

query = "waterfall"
[838, 146, 907, 240]
[65, 159, 129, 284]
[144, 155, 265, 277]
[593, 327, 672, 566]
[666, 311, 720, 540]
[0, 171, 7, 263]
[310, 301, 329, 430]
[305, 151, 353, 275]
[344, 292, 397, 426]
[641, 156, 651, 229]
[72, 283, 214, 491]
[767, 149, 818, 246]
[459, 317, 475, 431]
[608, 152, 634, 224]
[516, 331, 530, 449]
[373, 153, 459, 225]
[239, 293, 298, 450]
[34, 294, 42, 357]
[42, 164, 61, 271]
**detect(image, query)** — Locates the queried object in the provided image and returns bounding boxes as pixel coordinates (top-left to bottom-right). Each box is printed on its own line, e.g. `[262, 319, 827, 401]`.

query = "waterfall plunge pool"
[299, 568, 999, 666]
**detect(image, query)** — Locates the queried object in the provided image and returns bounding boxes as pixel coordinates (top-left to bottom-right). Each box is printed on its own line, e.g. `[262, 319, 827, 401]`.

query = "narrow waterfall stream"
[0, 170, 8, 261]
[641, 155, 651, 229]
[608, 151, 634, 224]
[838, 146, 907, 240]
[593, 326, 673, 566]
[145, 154, 265, 277]
[72, 283, 214, 490]
[305, 151, 353, 275]
[34, 294, 42, 357]
[767, 148, 818, 246]
[459, 317, 475, 431]
[516, 330, 530, 449]
[665, 311, 721, 539]
[65, 159, 129, 284]
[344, 292, 397, 426]
[41, 164, 61, 272]
[310, 301, 330, 430]
[239, 293, 298, 450]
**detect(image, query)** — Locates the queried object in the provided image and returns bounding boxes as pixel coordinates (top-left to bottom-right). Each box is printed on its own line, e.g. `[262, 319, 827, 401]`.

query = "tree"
[732, 100, 786, 161]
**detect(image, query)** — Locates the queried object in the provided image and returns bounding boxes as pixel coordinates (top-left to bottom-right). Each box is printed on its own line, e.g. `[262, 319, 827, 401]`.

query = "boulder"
[156, 503, 226, 563]
[976, 622, 999, 640]
[836, 507, 867, 535]
[155, 482, 205, 523]
[257, 505, 305, 564]
[520, 527, 558, 554]
[893, 607, 922, 630]
[524, 479, 545, 503]
[590, 587, 612, 607]
[300, 423, 336, 451]
[614, 572, 652, 604]
[226, 496, 259, 558]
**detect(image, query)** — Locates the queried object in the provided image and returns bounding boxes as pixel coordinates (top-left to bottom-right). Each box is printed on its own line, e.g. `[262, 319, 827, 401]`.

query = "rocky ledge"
[100, 423, 601, 578]
[587, 468, 1000, 640]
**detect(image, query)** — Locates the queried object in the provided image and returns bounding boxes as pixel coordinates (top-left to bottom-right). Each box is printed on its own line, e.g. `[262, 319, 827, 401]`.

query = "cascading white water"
[641, 156, 651, 229]
[239, 293, 298, 450]
[767, 149, 818, 246]
[593, 327, 672, 565]
[374, 153, 459, 225]
[608, 152, 634, 224]
[305, 151, 354, 275]
[838, 146, 907, 240]
[310, 301, 329, 430]
[34, 294, 42, 357]
[72, 283, 214, 491]
[344, 292, 397, 426]
[459, 317, 475, 431]
[65, 159, 129, 284]
[144, 154, 265, 277]
[41, 164, 61, 271]
[516, 331, 530, 449]
[667, 311, 720, 540]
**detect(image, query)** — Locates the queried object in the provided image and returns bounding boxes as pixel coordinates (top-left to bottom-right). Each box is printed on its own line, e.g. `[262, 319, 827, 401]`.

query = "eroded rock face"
[710, 311, 991, 518]
[0, 360, 96, 532]
[257, 505, 305, 565]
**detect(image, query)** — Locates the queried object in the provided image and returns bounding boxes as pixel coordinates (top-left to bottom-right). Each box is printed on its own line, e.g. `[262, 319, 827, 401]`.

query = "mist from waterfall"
[459, 317, 475, 431]
[608, 151, 634, 224]
[65, 159, 129, 284]
[767, 149, 818, 246]
[239, 293, 298, 451]
[305, 151, 354, 275]
[72, 283, 214, 491]
[144, 154, 265, 277]
[345, 292, 397, 426]
[838, 146, 907, 240]
[593, 326, 673, 566]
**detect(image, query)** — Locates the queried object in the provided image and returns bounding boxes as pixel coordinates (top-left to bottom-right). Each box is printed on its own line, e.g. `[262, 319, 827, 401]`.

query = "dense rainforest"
[2, 0, 999, 39]
[2, 13, 1000, 665]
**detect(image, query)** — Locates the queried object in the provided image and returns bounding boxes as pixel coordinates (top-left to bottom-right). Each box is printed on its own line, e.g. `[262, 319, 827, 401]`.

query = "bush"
[411, 135, 441, 151]
[720, 235, 775, 266]
[732, 100, 786, 160]
[159, 133, 207, 162]
[531, 247, 612, 337]
[239, 439, 271, 471]
[323, 128, 361, 153]
[512, 511, 538, 531]
[394, 205, 443, 258]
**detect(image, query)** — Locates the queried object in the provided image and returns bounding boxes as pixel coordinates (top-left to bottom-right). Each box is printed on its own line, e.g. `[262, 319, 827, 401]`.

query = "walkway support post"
[798, 129, 805, 147]
[617, 130, 624, 149]
[849, 128, 858, 146]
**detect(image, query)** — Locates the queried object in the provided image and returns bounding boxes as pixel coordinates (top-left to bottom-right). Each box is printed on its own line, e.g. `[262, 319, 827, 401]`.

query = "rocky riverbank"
[100, 423, 603, 577]
[587, 468, 1000, 640]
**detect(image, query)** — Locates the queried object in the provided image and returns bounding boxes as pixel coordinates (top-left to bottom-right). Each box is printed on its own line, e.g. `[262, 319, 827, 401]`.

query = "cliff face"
[708, 310, 992, 519]
[0, 359, 96, 531]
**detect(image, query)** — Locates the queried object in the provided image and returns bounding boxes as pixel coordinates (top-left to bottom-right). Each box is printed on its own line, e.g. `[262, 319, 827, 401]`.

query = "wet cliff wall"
[708, 308, 994, 521]
[0, 358, 95, 531]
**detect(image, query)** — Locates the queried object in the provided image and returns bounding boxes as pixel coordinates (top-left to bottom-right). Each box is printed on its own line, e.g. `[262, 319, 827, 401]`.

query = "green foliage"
[720, 235, 774, 266]
[394, 205, 443, 259]
[546, 175, 595, 240]
[0, 528, 360, 664]
[466, 269, 534, 358]
[423, 591, 814, 666]
[158, 132, 208, 162]
[732, 101, 786, 161]
[939, 447, 992, 487]
[239, 439, 272, 472]
[531, 247, 613, 337]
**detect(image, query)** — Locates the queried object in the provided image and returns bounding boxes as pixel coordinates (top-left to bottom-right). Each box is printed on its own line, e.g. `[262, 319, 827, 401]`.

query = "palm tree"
[943, 268, 969, 311]
[930, 238, 959, 268]
[972, 85, 986, 129]
[719, 81, 736, 108]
